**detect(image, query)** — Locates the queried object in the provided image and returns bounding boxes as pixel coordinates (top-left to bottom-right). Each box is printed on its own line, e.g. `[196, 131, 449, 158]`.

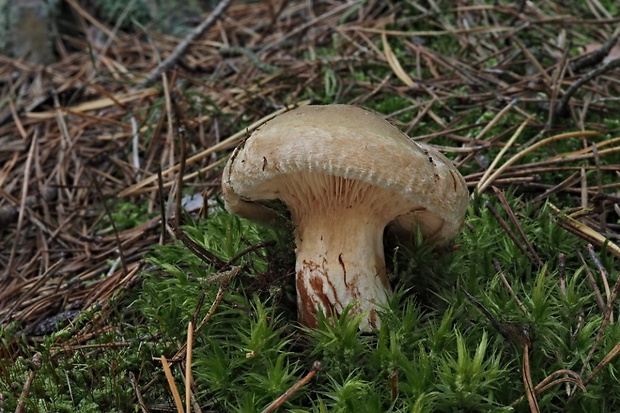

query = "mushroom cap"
[222, 104, 468, 242]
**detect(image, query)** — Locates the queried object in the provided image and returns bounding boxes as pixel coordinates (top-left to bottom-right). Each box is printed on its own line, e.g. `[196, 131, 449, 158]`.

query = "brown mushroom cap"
[222, 104, 468, 242]
[221, 104, 468, 329]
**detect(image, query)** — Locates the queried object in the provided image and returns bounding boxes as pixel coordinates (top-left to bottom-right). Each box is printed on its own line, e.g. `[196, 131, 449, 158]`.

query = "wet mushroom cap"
[222, 104, 468, 242]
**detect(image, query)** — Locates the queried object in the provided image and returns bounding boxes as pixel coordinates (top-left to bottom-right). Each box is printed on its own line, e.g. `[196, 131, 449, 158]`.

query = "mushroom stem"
[294, 209, 391, 330]
[222, 105, 469, 332]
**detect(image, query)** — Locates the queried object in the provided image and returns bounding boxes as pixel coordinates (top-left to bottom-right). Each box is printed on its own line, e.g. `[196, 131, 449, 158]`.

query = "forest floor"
[1, 1, 620, 412]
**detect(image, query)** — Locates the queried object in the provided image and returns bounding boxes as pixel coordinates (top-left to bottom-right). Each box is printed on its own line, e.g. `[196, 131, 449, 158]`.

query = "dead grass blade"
[25, 88, 160, 120]
[549, 203, 620, 259]
[261, 361, 322, 413]
[14, 353, 43, 413]
[159, 355, 185, 413]
[522, 345, 541, 413]
[185, 322, 193, 413]
[382, 31, 415, 88]
[475, 114, 530, 194]
[118, 100, 311, 198]
[476, 130, 602, 194]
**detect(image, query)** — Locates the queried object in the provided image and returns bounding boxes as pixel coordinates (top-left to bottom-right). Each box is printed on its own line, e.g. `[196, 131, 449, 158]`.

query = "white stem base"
[294, 210, 391, 330]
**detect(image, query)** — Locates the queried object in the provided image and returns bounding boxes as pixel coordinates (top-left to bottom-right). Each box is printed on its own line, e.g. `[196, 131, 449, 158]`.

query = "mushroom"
[221, 104, 468, 330]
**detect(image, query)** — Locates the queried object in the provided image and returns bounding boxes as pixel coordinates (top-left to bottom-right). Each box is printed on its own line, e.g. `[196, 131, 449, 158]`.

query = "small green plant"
[2, 191, 618, 412]
[97, 200, 155, 233]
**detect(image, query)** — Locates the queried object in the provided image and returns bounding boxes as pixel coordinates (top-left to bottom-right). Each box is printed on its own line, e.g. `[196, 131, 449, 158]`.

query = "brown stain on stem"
[297, 260, 337, 327]
[338, 253, 347, 287]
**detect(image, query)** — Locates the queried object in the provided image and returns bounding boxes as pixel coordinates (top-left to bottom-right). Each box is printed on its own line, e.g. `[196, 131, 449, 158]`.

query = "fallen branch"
[136, 0, 231, 89]
[571, 33, 620, 72]
[556, 56, 620, 115]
